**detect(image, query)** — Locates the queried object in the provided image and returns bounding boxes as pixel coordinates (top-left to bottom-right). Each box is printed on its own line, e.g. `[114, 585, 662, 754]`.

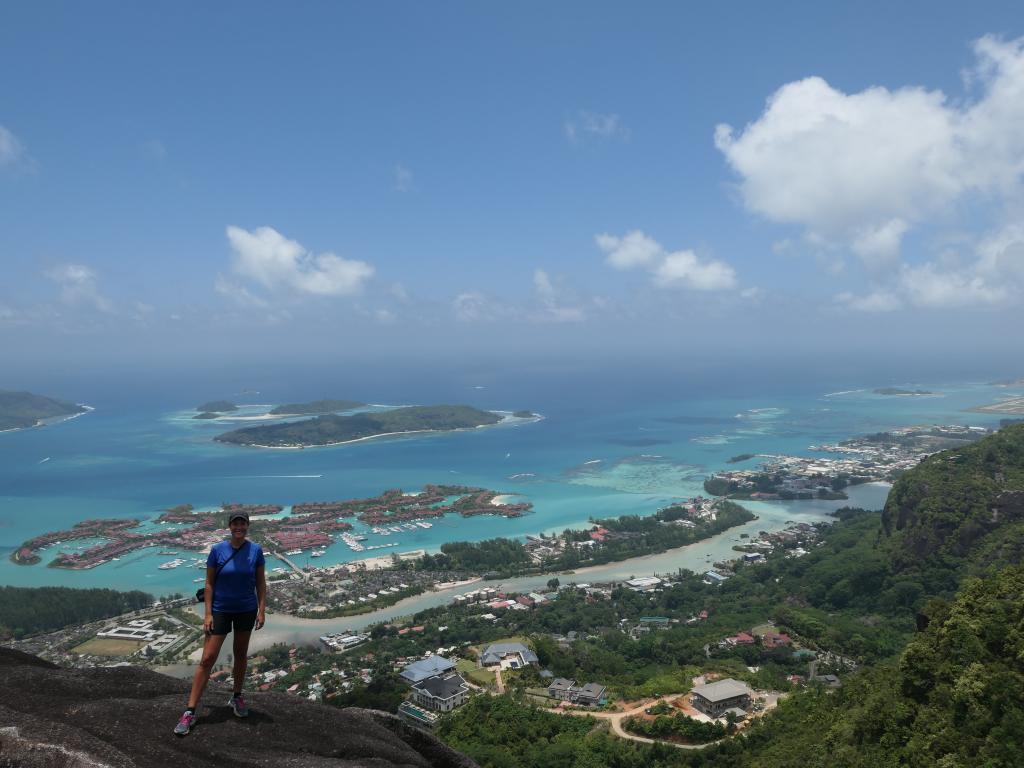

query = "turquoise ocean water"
[1, 371, 1020, 601]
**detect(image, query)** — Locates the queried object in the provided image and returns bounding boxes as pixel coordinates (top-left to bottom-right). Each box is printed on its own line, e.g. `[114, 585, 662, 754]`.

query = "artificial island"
[10, 485, 533, 570]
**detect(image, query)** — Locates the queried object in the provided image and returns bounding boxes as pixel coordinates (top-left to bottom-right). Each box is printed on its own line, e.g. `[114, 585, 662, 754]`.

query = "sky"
[1, 2, 1024, 378]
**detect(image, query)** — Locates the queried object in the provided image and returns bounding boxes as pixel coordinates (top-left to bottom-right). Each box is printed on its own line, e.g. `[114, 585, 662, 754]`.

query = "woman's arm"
[255, 563, 266, 630]
[203, 566, 216, 634]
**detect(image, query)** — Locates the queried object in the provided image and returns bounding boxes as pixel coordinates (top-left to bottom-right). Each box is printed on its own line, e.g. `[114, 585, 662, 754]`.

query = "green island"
[513, 410, 536, 418]
[195, 400, 237, 412]
[192, 411, 221, 419]
[873, 387, 934, 396]
[269, 399, 365, 415]
[0, 390, 87, 431]
[214, 404, 504, 447]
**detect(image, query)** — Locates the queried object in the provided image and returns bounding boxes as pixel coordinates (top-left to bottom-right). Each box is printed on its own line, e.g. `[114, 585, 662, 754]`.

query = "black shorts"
[211, 611, 257, 636]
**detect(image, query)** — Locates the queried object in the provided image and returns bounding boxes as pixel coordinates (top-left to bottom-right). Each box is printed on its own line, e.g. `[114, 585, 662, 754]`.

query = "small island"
[0, 390, 88, 431]
[873, 387, 934, 396]
[512, 410, 536, 418]
[269, 399, 365, 416]
[726, 453, 756, 463]
[196, 400, 238, 413]
[193, 412, 221, 420]
[215, 404, 504, 448]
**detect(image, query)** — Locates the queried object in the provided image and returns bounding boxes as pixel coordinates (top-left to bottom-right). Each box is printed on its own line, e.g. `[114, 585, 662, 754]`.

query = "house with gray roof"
[411, 672, 470, 712]
[546, 678, 607, 707]
[480, 642, 538, 669]
[400, 654, 456, 684]
[690, 678, 752, 718]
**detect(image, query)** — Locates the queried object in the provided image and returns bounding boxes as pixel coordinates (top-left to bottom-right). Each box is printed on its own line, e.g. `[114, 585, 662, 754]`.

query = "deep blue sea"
[1, 362, 1019, 600]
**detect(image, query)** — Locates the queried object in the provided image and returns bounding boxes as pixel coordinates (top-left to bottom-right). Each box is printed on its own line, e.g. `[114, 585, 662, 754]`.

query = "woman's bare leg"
[187, 632, 228, 709]
[231, 631, 251, 695]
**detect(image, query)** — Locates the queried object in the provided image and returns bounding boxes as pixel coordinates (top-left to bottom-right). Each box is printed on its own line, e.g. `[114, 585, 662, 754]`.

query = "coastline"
[236, 482, 893, 652]
[219, 412, 544, 450]
[0, 404, 94, 434]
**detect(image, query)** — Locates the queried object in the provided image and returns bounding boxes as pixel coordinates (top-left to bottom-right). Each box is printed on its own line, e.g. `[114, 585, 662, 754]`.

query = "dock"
[271, 550, 309, 580]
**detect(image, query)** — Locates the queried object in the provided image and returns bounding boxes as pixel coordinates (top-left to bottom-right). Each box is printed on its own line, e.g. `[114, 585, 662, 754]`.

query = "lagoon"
[0, 374, 1013, 599]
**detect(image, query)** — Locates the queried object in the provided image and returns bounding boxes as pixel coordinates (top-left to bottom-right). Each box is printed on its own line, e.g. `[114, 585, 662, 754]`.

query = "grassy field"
[72, 637, 145, 656]
[457, 658, 496, 687]
[486, 635, 531, 647]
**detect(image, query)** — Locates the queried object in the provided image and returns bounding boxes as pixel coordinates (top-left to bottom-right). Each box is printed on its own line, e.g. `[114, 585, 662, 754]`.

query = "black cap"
[227, 511, 250, 525]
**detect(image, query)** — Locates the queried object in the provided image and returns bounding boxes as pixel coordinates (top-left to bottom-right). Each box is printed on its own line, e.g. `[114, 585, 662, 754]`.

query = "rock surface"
[0, 648, 478, 768]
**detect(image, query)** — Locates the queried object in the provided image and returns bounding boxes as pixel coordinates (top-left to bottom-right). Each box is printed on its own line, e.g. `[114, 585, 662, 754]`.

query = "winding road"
[557, 694, 722, 750]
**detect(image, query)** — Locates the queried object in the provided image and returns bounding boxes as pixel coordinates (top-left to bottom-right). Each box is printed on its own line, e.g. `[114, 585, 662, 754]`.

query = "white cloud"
[716, 35, 1024, 269]
[532, 269, 585, 323]
[390, 282, 410, 302]
[596, 230, 739, 291]
[225, 226, 374, 297]
[653, 250, 737, 291]
[533, 269, 555, 300]
[837, 259, 1010, 312]
[898, 262, 1008, 308]
[453, 292, 494, 323]
[215, 275, 269, 308]
[565, 111, 629, 142]
[0, 302, 21, 325]
[740, 287, 764, 300]
[836, 290, 902, 313]
[976, 224, 1024, 282]
[597, 231, 663, 270]
[850, 219, 909, 272]
[394, 165, 413, 192]
[45, 264, 114, 313]
[0, 125, 27, 167]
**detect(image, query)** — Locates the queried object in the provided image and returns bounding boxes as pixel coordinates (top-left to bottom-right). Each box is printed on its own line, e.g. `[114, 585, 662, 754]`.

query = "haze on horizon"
[1, 2, 1023, 382]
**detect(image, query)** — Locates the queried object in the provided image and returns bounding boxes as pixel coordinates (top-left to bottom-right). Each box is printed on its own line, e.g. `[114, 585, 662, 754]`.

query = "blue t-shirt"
[206, 540, 265, 613]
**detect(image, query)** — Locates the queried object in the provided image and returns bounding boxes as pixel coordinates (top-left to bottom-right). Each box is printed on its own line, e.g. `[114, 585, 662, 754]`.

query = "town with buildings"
[705, 423, 992, 500]
[6, 513, 865, 754]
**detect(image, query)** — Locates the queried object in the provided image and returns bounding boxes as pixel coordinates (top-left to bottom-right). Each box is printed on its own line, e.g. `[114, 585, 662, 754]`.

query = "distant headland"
[269, 399, 365, 415]
[873, 387, 934, 396]
[214, 404, 510, 448]
[0, 390, 89, 432]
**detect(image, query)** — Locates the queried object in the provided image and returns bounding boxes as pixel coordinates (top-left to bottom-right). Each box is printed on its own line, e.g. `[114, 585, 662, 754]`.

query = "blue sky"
[2, 2, 1023, 372]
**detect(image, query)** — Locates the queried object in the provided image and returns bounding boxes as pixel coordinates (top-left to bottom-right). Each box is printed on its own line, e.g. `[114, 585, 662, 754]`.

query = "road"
[557, 694, 722, 751]
[271, 551, 309, 580]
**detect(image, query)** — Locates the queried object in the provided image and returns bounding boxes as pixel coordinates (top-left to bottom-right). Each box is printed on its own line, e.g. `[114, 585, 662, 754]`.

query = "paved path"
[494, 667, 505, 694]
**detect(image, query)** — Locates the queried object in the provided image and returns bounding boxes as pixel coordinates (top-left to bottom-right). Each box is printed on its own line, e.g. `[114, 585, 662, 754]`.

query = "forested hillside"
[0, 586, 153, 639]
[882, 422, 1024, 592]
[438, 424, 1024, 767]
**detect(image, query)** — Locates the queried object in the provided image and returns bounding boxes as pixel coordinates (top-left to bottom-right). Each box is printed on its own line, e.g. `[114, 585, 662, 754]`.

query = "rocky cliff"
[0, 648, 478, 768]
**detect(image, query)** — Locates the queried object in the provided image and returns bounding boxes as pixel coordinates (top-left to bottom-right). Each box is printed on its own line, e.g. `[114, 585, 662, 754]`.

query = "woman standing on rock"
[175, 510, 266, 736]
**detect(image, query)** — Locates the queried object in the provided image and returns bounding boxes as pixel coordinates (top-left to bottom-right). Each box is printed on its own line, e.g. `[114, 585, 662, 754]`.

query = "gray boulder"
[0, 648, 477, 768]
